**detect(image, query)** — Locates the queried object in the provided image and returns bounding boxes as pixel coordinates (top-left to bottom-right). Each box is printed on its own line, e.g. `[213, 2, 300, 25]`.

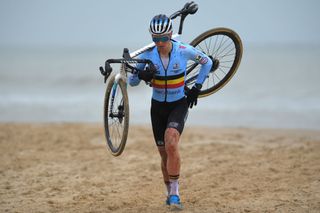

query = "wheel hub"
[209, 56, 219, 72]
[109, 105, 124, 123]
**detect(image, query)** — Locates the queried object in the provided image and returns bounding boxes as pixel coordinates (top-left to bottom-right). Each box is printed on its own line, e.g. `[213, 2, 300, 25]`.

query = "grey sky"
[0, 0, 319, 47]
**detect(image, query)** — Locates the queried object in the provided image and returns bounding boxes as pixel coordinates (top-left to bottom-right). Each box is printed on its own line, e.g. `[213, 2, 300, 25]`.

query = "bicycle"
[99, 1, 243, 156]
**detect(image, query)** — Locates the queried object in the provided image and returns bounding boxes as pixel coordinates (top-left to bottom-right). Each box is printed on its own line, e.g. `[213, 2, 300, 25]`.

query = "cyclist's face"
[152, 33, 172, 48]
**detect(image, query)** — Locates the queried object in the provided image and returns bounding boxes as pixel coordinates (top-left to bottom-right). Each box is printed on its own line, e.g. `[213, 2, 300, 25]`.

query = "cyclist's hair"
[149, 14, 172, 35]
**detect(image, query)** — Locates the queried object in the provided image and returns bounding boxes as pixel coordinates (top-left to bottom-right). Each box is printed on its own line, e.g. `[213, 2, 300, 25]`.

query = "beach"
[0, 123, 319, 212]
[1, 1, 320, 212]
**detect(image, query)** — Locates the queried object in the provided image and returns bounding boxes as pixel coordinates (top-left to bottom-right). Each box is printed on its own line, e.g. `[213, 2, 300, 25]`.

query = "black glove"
[138, 69, 153, 82]
[186, 84, 201, 108]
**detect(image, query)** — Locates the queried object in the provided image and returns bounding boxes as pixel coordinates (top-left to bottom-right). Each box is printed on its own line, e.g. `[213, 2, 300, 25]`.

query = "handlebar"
[99, 48, 156, 82]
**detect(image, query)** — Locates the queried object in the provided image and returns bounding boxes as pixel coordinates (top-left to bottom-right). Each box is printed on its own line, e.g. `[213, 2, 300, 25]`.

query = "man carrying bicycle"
[128, 14, 212, 209]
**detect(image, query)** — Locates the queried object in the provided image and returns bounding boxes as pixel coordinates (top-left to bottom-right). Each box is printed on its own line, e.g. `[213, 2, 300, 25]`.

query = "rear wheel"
[186, 27, 243, 97]
[103, 74, 129, 156]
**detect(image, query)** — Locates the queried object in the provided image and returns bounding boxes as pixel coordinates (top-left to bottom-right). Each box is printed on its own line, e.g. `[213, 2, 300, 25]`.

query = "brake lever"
[99, 66, 110, 83]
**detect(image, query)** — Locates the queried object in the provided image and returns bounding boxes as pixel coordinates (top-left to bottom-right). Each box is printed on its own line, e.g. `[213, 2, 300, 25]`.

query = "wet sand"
[0, 123, 319, 212]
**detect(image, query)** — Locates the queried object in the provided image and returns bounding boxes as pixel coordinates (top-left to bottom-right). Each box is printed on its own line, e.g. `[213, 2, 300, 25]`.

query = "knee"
[165, 128, 180, 154]
[165, 128, 180, 143]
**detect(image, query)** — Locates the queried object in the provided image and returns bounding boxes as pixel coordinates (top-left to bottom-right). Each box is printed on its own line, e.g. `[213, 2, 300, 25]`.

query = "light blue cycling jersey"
[128, 40, 212, 102]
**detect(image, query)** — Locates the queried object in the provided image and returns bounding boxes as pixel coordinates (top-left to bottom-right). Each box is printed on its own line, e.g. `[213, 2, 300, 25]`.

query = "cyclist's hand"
[138, 70, 153, 82]
[187, 84, 201, 108]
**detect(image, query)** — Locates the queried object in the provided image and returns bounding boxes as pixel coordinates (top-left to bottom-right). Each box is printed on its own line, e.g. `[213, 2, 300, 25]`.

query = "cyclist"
[128, 14, 212, 208]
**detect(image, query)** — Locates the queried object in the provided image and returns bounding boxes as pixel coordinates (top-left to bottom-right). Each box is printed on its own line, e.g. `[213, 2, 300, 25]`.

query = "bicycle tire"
[186, 27, 243, 97]
[103, 74, 129, 156]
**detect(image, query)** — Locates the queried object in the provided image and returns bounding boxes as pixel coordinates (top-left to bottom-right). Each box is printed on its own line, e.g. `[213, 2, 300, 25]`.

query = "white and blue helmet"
[149, 14, 172, 35]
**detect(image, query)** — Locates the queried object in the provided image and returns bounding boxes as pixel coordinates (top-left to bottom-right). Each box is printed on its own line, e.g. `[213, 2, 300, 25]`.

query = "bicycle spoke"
[112, 118, 122, 148]
[219, 65, 231, 69]
[211, 35, 219, 56]
[115, 122, 122, 142]
[214, 72, 221, 81]
[217, 67, 227, 76]
[208, 36, 213, 54]
[212, 36, 223, 58]
[218, 40, 234, 55]
[219, 52, 236, 58]
[218, 46, 235, 60]
[204, 38, 210, 54]
[196, 43, 206, 54]
[213, 36, 228, 58]
[218, 67, 228, 76]
[207, 74, 215, 89]
[219, 59, 235, 63]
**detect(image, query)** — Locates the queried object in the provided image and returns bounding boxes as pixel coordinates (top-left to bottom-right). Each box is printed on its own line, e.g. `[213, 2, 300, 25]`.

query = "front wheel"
[103, 74, 129, 156]
[186, 27, 243, 97]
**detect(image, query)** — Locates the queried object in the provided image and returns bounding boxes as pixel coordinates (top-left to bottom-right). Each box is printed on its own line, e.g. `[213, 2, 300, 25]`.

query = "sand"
[0, 123, 319, 212]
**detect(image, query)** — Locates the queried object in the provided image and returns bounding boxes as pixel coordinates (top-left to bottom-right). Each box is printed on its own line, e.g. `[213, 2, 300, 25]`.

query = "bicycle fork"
[109, 76, 126, 123]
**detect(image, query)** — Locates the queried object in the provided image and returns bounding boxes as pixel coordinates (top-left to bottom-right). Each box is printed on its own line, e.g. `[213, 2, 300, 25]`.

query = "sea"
[1, 44, 320, 129]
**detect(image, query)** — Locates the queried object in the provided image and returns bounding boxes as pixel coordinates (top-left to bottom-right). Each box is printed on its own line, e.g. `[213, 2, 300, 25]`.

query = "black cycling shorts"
[150, 98, 188, 146]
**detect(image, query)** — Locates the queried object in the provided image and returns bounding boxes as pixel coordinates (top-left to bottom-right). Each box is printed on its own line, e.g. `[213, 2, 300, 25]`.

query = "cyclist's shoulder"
[138, 46, 156, 58]
[172, 40, 194, 52]
[172, 40, 197, 58]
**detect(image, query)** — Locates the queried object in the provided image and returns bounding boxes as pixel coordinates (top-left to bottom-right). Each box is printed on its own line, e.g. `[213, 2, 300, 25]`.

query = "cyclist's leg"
[165, 127, 181, 196]
[151, 100, 170, 186]
[165, 128, 180, 177]
[165, 98, 188, 196]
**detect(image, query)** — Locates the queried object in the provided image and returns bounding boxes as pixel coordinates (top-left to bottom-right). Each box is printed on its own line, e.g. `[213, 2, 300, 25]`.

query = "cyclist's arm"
[128, 62, 145, 86]
[184, 45, 213, 85]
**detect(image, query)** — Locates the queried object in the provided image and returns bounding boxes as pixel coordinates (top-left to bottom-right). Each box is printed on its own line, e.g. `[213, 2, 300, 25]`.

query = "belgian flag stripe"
[154, 72, 185, 81]
[153, 75, 184, 85]
[152, 80, 184, 89]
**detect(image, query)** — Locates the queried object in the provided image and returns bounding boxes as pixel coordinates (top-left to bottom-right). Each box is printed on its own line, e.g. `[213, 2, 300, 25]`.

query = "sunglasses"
[152, 35, 170, 43]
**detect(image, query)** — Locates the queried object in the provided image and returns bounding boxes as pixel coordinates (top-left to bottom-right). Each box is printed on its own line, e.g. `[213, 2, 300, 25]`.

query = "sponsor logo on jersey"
[195, 55, 208, 64]
[172, 63, 181, 73]
[173, 63, 179, 69]
[154, 89, 165, 94]
[167, 90, 182, 95]
[153, 89, 182, 95]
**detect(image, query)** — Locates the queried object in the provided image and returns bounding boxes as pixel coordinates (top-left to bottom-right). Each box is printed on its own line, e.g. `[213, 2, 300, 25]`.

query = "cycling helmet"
[149, 14, 172, 35]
